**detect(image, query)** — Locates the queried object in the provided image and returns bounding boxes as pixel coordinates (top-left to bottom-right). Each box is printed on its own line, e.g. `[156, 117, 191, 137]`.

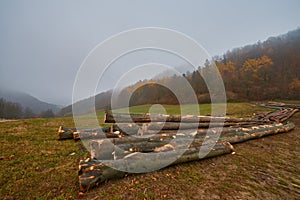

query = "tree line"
[0, 98, 55, 119]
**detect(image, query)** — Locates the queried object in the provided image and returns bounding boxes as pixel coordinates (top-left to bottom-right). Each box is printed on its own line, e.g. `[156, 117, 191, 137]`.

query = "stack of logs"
[59, 108, 295, 192]
[57, 102, 299, 192]
[257, 101, 300, 109]
[254, 102, 299, 122]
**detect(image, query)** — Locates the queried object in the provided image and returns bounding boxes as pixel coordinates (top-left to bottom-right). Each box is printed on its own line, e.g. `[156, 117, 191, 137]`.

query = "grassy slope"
[0, 103, 299, 199]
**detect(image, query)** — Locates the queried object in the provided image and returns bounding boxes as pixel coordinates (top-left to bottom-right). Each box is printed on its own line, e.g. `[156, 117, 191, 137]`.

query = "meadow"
[0, 103, 299, 199]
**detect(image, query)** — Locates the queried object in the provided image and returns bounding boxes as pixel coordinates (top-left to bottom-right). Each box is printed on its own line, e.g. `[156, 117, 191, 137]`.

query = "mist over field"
[0, 0, 299, 107]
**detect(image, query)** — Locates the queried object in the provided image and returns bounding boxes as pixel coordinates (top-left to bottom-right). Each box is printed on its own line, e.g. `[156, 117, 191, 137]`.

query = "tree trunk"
[136, 121, 265, 131]
[105, 112, 257, 123]
[57, 126, 124, 140]
[224, 121, 295, 143]
[79, 142, 233, 192]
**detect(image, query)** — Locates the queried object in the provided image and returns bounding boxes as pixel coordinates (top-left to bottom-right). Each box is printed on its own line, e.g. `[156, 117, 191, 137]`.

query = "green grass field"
[1, 103, 299, 199]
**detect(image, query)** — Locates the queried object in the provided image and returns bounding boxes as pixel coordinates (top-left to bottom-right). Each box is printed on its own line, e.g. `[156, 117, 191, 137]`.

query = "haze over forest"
[0, 0, 300, 109]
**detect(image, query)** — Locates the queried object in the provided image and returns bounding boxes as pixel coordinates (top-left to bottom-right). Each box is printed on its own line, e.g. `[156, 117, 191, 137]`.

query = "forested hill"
[0, 89, 60, 114]
[126, 28, 300, 105]
[215, 28, 300, 100]
[60, 28, 300, 115]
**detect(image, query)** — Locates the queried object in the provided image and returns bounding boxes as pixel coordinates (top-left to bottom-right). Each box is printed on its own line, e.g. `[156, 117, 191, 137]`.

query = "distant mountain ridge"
[59, 90, 112, 116]
[0, 89, 60, 114]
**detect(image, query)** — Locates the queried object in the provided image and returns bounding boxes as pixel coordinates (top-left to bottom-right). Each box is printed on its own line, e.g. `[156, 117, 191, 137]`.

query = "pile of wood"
[58, 113, 266, 141]
[55, 102, 299, 192]
[257, 101, 300, 109]
[254, 102, 299, 122]
[254, 108, 299, 122]
[73, 109, 296, 192]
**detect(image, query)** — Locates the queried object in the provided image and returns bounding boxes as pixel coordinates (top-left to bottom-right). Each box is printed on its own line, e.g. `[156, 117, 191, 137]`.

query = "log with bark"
[224, 121, 295, 143]
[104, 112, 259, 123]
[120, 121, 267, 133]
[57, 126, 128, 140]
[79, 141, 234, 192]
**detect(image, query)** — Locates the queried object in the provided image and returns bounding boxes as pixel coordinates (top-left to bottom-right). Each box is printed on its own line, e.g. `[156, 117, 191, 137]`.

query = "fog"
[0, 0, 299, 105]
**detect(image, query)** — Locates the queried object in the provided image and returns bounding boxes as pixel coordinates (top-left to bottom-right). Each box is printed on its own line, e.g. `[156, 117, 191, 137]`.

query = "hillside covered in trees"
[215, 28, 300, 100]
[60, 28, 300, 115]
[124, 28, 300, 105]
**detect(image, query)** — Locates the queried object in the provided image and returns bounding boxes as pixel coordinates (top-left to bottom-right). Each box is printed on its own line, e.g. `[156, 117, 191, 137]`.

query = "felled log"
[73, 131, 121, 140]
[58, 126, 74, 140]
[224, 122, 295, 144]
[135, 121, 266, 131]
[105, 112, 258, 123]
[57, 126, 127, 140]
[94, 121, 266, 136]
[79, 142, 234, 192]
[88, 122, 295, 159]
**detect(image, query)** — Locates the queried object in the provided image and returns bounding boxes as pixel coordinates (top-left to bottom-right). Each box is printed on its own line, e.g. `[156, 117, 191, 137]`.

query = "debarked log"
[78, 142, 234, 192]
[104, 112, 258, 123]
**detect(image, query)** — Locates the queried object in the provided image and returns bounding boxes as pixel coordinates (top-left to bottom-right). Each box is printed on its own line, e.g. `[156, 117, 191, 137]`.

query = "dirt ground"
[82, 113, 300, 200]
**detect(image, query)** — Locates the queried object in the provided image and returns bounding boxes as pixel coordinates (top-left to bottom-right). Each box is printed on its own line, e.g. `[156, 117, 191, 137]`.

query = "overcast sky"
[0, 0, 299, 106]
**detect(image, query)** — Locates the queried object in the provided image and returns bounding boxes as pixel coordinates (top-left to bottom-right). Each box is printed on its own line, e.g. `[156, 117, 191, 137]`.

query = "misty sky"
[0, 0, 299, 106]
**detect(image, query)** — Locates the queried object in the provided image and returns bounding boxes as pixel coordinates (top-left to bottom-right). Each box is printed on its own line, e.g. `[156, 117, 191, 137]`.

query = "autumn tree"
[217, 61, 237, 92]
[241, 55, 273, 99]
[289, 78, 300, 99]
